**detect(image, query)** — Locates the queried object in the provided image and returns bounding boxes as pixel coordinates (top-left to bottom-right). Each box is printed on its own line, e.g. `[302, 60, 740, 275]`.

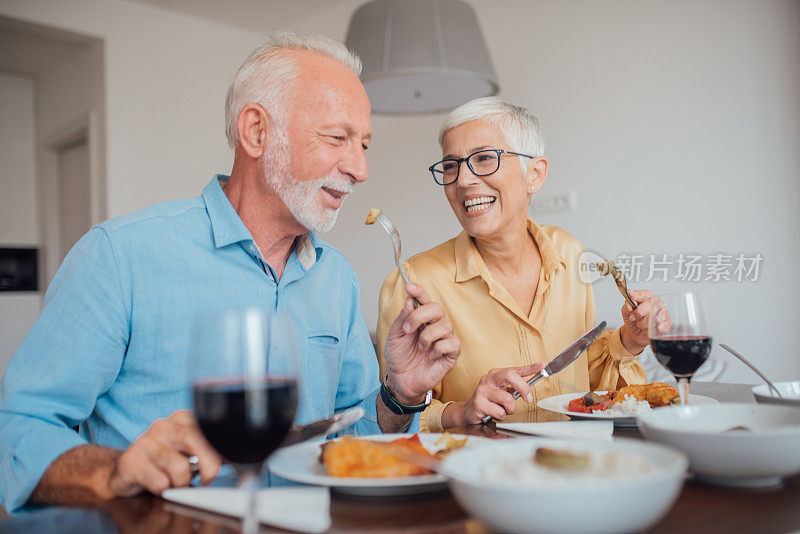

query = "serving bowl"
[752, 380, 800, 407]
[638, 403, 800, 488]
[438, 437, 687, 534]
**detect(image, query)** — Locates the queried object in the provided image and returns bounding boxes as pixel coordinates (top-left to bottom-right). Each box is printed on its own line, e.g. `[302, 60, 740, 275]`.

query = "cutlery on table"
[719, 344, 783, 398]
[480, 321, 608, 424]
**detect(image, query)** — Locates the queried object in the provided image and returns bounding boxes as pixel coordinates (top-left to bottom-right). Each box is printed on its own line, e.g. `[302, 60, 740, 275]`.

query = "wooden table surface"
[2, 382, 799, 534]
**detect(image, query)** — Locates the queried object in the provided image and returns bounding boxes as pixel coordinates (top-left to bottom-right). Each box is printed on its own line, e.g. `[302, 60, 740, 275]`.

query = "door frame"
[40, 110, 105, 284]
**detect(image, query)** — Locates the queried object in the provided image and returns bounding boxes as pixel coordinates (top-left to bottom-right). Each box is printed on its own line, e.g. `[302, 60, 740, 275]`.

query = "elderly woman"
[377, 97, 659, 432]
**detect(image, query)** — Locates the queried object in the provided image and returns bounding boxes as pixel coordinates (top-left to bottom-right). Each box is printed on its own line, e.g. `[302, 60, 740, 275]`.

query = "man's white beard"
[263, 130, 353, 233]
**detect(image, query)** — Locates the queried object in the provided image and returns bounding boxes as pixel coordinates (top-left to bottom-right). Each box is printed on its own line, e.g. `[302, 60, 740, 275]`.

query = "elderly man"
[0, 32, 459, 512]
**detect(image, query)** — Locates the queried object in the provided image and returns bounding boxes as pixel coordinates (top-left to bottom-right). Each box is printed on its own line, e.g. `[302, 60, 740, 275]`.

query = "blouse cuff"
[420, 401, 453, 433]
[608, 327, 639, 362]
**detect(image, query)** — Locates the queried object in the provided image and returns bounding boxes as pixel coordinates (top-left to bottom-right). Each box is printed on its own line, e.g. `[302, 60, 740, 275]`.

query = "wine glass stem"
[239, 469, 259, 534]
[678, 377, 690, 406]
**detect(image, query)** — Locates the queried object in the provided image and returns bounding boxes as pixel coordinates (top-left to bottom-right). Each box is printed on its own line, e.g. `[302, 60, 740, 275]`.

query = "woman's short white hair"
[225, 31, 362, 149]
[439, 96, 546, 173]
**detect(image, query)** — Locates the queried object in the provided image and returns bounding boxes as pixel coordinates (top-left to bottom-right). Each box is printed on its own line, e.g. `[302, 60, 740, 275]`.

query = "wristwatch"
[380, 375, 433, 415]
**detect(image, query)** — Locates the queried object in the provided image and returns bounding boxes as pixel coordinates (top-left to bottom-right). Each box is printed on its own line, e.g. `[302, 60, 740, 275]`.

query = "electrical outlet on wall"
[532, 190, 576, 215]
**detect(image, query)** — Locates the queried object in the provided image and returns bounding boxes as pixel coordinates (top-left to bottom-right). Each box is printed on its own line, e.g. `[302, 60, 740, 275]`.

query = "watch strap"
[380, 377, 432, 415]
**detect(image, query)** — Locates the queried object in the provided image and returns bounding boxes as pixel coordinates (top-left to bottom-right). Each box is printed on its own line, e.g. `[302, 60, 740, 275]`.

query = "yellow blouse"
[376, 219, 645, 432]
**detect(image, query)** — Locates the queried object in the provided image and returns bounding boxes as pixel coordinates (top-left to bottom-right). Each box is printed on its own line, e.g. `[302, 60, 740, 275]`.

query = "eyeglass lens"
[434, 150, 500, 183]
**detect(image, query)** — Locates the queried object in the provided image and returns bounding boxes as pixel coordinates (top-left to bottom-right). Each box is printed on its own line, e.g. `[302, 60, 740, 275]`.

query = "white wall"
[294, 0, 800, 383]
[0, 0, 266, 219]
[0, 72, 40, 376]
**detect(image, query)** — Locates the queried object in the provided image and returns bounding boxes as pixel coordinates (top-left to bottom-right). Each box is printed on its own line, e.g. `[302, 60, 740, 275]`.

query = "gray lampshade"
[345, 0, 499, 114]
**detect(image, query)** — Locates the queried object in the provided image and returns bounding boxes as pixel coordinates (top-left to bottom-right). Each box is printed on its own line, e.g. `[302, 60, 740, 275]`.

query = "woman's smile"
[463, 195, 497, 215]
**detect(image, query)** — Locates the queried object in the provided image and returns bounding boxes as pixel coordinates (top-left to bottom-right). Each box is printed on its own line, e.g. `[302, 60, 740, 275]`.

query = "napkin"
[161, 486, 330, 533]
[496, 421, 614, 441]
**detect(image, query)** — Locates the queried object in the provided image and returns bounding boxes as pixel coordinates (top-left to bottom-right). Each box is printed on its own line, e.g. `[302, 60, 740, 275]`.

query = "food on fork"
[595, 259, 638, 309]
[595, 260, 624, 283]
[365, 208, 382, 225]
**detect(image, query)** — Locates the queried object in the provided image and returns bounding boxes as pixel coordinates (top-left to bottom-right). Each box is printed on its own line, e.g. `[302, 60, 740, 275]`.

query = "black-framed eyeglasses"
[428, 149, 535, 185]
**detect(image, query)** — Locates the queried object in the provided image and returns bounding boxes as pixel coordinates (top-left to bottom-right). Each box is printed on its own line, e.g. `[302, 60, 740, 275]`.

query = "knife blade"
[188, 406, 364, 476]
[481, 321, 607, 424]
[281, 406, 365, 448]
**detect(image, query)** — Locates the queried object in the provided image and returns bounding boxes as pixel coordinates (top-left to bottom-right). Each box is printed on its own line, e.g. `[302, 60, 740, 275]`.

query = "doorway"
[55, 134, 92, 261]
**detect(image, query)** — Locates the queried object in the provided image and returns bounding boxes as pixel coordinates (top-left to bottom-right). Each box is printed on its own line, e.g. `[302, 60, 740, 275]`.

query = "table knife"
[481, 321, 607, 424]
[280, 406, 365, 448]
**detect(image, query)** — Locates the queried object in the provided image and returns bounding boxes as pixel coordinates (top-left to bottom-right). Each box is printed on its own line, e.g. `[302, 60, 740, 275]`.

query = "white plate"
[752, 380, 800, 408]
[537, 391, 719, 427]
[267, 433, 488, 496]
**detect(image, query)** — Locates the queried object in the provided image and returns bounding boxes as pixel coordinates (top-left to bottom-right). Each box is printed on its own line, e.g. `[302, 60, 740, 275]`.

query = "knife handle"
[480, 371, 546, 424]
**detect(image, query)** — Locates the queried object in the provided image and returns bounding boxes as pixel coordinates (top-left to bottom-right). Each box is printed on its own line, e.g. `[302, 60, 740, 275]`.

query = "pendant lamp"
[344, 0, 499, 114]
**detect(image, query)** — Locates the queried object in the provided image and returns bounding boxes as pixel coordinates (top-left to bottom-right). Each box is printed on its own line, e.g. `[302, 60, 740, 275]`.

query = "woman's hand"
[619, 289, 670, 355]
[448, 363, 546, 426]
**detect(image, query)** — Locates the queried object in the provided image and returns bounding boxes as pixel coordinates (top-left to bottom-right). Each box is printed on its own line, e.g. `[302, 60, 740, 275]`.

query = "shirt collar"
[528, 219, 566, 281]
[454, 218, 565, 283]
[202, 175, 321, 270]
[295, 232, 321, 271]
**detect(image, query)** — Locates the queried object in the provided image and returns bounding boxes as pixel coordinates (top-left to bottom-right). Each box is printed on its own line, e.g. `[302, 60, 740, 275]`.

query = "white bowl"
[638, 403, 800, 488]
[438, 438, 687, 534]
[752, 380, 800, 408]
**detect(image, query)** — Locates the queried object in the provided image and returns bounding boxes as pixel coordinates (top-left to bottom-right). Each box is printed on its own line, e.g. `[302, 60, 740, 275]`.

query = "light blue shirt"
[0, 176, 415, 512]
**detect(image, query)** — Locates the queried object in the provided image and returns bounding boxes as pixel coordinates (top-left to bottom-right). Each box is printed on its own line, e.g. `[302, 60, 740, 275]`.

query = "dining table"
[1, 382, 798, 534]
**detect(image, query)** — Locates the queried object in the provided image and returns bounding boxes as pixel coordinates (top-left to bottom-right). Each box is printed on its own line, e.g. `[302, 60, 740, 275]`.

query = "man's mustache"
[316, 173, 354, 195]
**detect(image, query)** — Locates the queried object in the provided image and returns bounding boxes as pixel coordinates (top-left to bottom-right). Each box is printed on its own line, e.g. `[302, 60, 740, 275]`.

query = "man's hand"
[620, 289, 670, 355]
[30, 411, 223, 507]
[383, 283, 460, 404]
[107, 410, 222, 497]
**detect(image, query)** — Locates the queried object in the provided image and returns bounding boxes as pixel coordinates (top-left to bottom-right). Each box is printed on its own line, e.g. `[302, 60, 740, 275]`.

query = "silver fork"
[373, 213, 421, 309]
[596, 260, 638, 309]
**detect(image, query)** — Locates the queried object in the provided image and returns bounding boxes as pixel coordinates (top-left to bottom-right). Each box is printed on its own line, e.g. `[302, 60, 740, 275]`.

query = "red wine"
[194, 377, 297, 466]
[651, 336, 713, 378]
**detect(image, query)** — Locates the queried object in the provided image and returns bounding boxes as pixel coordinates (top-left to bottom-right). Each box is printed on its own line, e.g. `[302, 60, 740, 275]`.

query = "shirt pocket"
[303, 331, 342, 418]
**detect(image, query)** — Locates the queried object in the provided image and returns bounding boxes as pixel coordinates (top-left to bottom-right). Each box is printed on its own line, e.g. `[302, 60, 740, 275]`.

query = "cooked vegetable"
[582, 391, 606, 406]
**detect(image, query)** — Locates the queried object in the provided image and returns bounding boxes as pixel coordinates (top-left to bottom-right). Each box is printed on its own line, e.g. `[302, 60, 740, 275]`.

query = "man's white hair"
[439, 96, 546, 173]
[224, 31, 362, 149]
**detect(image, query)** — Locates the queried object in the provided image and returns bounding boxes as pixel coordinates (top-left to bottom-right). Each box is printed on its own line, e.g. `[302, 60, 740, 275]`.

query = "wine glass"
[191, 308, 299, 534]
[648, 292, 713, 406]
